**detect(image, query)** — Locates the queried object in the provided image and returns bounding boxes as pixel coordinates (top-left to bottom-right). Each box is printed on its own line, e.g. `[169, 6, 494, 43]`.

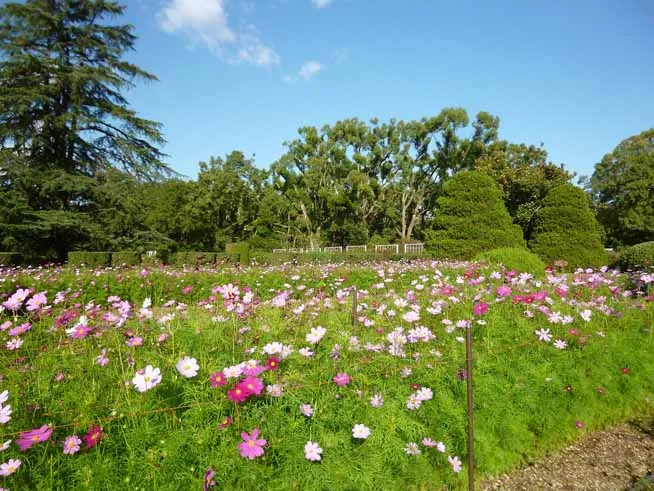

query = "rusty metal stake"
[465, 324, 475, 491]
[351, 286, 358, 326]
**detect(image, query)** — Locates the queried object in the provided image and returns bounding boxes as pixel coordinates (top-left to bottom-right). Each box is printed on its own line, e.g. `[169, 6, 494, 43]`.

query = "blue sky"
[121, 0, 654, 179]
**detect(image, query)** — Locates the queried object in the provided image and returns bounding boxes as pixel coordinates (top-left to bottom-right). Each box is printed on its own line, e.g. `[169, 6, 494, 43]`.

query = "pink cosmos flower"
[83, 425, 102, 449]
[204, 467, 216, 490]
[0, 458, 21, 476]
[227, 386, 249, 403]
[126, 336, 143, 347]
[448, 455, 462, 473]
[210, 371, 227, 388]
[239, 377, 264, 396]
[496, 285, 512, 297]
[95, 349, 110, 367]
[16, 425, 52, 451]
[473, 302, 488, 316]
[8, 323, 31, 336]
[333, 372, 350, 386]
[63, 435, 81, 455]
[304, 441, 323, 461]
[238, 429, 266, 460]
[26, 292, 47, 312]
[299, 404, 314, 417]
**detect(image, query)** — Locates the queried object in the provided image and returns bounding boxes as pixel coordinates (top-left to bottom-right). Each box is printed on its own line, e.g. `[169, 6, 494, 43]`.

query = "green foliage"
[226, 242, 250, 265]
[425, 171, 525, 259]
[529, 184, 608, 268]
[475, 247, 546, 275]
[0, 0, 169, 259]
[67, 251, 111, 267]
[0, 263, 652, 489]
[620, 241, 654, 272]
[475, 142, 573, 241]
[111, 252, 141, 267]
[591, 128, 654, 247]
[0, 251, 20, 265]
[171, 252, 217, 267]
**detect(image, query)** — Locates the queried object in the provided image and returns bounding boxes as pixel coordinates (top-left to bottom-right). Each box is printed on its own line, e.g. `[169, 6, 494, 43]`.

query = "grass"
[0, 260, 652, 490]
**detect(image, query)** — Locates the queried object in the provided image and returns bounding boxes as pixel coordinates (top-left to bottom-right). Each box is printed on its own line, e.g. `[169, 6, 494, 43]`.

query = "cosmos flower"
[176, 356, 199, 378]
[238, 429, 266, 460]
[132, 365, 162, 393]
[304, 441, 323, 461]
[63, 435, 81, 455]
[352, 424, 371, 439]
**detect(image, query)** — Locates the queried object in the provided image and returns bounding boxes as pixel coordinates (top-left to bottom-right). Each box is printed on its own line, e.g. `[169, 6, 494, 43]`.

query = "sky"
[120, 0, 654, 180]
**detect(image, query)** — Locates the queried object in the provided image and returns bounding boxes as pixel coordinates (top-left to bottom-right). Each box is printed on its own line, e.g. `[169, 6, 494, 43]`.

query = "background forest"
[0, 1, 652, 264]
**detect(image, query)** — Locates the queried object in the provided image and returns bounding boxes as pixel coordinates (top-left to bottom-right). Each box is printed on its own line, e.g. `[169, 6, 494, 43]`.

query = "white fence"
[375, 244, 399, 254]
[324, 246, 343, 253]
[271, 243, 424, 255]
[404, 243, 424, 254]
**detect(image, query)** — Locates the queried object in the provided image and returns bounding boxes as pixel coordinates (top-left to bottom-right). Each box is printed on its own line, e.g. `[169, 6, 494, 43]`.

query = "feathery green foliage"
[475, 247, 546, 276]
[529, 184, 607, 269]
[620, 241, 654, 272]
[425, 171, 525, 259]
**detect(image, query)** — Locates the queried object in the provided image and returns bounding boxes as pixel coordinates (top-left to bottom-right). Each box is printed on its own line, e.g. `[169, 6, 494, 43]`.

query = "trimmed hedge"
[529, 184, 607, 269]
[425, 171, 525, 259]
[226, 242, 250, 266]
[0, 252, 20, 266]
[68, 252, 111, 267]
[171, 252, 216, 267]
[620, 241, 654, 272]
[475, 247, 546, 276]
[111, 252, 140, 266]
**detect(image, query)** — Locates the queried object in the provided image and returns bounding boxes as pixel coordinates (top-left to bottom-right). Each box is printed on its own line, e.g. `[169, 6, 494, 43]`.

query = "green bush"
[67, 251, 111, 267]
[170, 252, 216, 267]
[529, 184, 608, 269]
[425, 171, 525, 259]
[111, 251, 140, 266]
[0, 252, 20, 266]
[620, 241, 654, 272]
[226, 242, 250, 265]
[475, 247, 546, 275]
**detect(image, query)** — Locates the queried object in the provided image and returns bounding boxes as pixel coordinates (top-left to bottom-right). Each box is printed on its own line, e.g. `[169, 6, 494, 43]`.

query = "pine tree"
[0, 0, 169, 259]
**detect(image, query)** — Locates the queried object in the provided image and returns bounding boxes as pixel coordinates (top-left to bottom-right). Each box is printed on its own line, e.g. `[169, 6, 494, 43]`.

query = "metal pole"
[351, 286, 358, 326]
[465, 324, 475, 491]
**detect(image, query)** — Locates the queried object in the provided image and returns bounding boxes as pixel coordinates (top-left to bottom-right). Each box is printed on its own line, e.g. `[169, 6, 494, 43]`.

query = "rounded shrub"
[528, 184, 607, 269]
[619, 241, 654, 272]
[475, 247, 546, 275]
[425, 171, 525, 259]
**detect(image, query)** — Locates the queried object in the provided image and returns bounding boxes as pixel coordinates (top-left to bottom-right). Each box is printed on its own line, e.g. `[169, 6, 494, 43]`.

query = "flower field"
[0, 261, 652, 490]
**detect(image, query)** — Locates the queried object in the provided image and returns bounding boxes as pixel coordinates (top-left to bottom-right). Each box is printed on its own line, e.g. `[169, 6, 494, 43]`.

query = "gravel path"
[480, 423, 654, 491]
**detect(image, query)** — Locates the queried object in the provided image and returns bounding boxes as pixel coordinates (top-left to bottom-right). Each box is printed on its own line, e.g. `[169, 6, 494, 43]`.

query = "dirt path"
[480, 423, 654, 491]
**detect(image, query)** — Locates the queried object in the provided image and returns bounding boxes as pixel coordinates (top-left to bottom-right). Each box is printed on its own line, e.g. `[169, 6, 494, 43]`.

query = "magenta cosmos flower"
[210, 371, 227, 388]
[239, 376, 264, 396]
[333, 372, 350, 386]
[16, 425, 52, 451]
[238, 429, 266, 460]
[83, 425, 103, 449]
[473, 302, 488, 316]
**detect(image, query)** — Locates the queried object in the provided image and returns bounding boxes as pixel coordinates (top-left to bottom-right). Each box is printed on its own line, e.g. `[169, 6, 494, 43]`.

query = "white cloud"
[159, 0, 279, 66]
[298, 60, 324, 80]
[312, 0, 334, 7]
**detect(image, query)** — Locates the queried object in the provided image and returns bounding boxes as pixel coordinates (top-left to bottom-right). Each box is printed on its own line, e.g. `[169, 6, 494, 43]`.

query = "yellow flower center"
[248, 440, 254, 447]
[32, 435, 39, 441]
[144, 376, 151, 382]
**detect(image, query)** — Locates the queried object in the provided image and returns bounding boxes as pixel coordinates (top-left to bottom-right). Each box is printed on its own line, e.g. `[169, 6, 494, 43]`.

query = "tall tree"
[590, 128, 654, 247]
[0, 0, 169, 258]
[475, 142, 572, 241]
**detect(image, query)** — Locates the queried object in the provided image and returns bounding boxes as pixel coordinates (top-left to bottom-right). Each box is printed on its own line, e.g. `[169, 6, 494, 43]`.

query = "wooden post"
[465, 324, 475, 490]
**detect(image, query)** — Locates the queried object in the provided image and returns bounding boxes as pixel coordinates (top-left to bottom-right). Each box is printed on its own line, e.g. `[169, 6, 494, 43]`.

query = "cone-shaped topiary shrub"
[475, 247, 546, 276]
[425, 171, 525, 259]
[529, 183, 607, 269]
[620, 241, 654, 272]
